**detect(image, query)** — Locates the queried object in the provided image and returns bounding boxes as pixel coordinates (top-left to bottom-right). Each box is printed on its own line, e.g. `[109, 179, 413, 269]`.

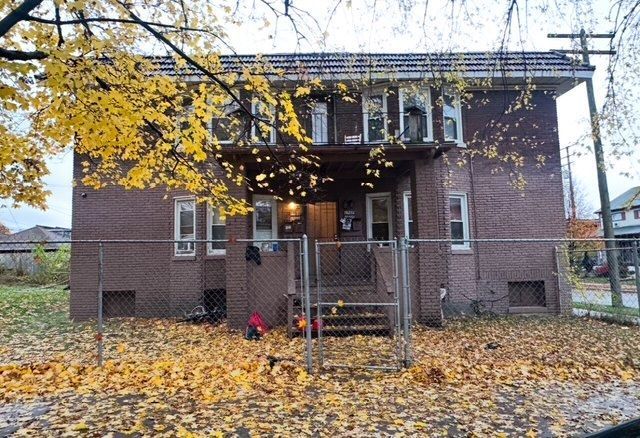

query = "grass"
[0, 285, 73, 336]
[574, 301, 640, 318]
[581, 276, 637, 285]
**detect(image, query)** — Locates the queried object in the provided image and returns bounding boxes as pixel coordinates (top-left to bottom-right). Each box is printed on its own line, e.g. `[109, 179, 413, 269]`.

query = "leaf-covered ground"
[1, 285, 640, 436]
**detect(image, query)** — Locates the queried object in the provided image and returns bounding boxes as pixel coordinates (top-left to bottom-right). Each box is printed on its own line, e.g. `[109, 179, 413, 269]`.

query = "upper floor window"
[399, 87, 433, 143]
[612, 211, 625, 221]
[635, 210, 640, 220]
[443, 87, 463, 144]
[363, 89, 388, 143]
[251, 100, 276, 144]
[450, 193, 470, 250]
[175, 197, 196, 256]
[211, 92, 250, 144]
[207, 205, 226, 255]
[311, 101, 329, 144]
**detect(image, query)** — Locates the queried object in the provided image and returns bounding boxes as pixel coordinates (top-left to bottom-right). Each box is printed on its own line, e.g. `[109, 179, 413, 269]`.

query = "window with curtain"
[449, 193, 470, 249]
[175, 198, 195, 255]
[207, 205, 226, 254]
[363, 91, 387, 142]
[443, 88, 463, 143]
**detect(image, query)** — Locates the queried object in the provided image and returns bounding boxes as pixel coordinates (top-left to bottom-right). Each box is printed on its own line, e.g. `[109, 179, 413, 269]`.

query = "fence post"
[315, 240, 324, 368]
[97, 242, 104, 367]
[400, 237, 412, 367]
[391, 239, 402, 370]
[633, 241, 640, 317]
[302, 235, 313, 374]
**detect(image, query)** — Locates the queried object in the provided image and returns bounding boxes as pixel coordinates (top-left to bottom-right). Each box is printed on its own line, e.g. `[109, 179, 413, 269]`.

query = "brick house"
[70, 52, 590, 327]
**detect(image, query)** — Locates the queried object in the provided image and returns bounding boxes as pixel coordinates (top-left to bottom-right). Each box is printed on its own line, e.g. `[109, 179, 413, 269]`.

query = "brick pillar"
[226, 182, 250, 329]
[410, 158, 450, 326]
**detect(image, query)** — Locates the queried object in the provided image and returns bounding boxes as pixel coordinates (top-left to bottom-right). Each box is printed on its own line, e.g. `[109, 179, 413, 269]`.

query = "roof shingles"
[150, 51, 593, 77]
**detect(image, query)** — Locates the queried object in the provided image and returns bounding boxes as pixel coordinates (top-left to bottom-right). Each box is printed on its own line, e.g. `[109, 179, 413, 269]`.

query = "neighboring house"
[70, 52, 591, 327]
[596, 186, 640, 266]
[0, 225, 72, 274]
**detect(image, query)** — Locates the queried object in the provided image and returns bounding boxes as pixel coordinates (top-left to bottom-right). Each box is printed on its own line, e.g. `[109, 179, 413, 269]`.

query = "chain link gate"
[311, 239, 408, 370]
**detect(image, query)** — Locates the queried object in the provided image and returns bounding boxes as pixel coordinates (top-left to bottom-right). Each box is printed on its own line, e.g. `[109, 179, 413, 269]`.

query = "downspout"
[469, 156, 481, 280]
[332, 93, 338, 144]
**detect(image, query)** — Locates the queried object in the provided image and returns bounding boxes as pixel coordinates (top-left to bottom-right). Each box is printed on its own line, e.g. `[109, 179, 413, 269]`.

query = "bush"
[32, 244, 70, 285]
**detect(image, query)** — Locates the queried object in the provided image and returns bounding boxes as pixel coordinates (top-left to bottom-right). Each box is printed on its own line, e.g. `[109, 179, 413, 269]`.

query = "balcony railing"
[212, 111, 438, 147]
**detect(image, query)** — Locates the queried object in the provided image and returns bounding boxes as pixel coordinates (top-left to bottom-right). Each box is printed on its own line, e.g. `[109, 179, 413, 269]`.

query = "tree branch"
[0, 0, 44, 38]
[0, 47, 46, 60]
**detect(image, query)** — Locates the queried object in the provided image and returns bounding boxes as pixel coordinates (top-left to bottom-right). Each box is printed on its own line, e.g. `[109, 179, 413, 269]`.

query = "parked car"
[593, 263, 633, 278]
[593, 264, 609, 277]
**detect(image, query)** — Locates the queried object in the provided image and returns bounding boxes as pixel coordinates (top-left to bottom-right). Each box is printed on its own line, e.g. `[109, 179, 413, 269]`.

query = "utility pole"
[563, 146, 577, 220]
[549, 29, 622, 306]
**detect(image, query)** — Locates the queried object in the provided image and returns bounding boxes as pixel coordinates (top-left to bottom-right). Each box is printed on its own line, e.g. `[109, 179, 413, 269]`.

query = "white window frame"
[206, 205, 226, 255]
[311, 101, 329, 144]
[174, 196, 196, 256]
[362, 88, 388, 143]
[612, 211, 625, 221]
[402, 191, 413, 239]
[210, 90, 242, 145]
[251, 100, 276, 144]
[398, 86, 433, 143]
[442, 87, 464, 145]
[366, 192, 393, 241]
[449, 192, 470, 250]
[252, 194, 279, 251]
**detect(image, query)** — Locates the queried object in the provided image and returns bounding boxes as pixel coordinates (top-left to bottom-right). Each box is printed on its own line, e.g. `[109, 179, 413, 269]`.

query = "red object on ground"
[312, 318, 323, 331]
[594, 264, 609, 277]
[247, 311, 268, 333]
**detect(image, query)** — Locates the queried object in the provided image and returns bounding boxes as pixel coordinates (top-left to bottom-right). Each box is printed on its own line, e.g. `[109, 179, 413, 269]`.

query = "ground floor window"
[207, 206, 226, 255]
[175, 197, 196, 256]
[366, 193, 392, 241]
[450, 193, 470, 249]
[253, 195, 278, 251]
[402, 191, 414, 238]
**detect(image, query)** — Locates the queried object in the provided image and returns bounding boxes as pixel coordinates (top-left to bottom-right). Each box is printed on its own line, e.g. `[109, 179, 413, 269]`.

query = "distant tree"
[0, 221, 10, 235]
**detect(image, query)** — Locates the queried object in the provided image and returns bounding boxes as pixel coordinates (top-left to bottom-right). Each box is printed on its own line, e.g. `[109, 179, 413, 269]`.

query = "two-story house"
[69, 52, 591, 328]
[597, 186, 640, 266]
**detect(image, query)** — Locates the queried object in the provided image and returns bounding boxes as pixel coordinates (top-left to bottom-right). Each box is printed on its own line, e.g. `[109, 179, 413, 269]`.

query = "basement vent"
[508, 281, 546, 308]
[103, 290, 136, 318]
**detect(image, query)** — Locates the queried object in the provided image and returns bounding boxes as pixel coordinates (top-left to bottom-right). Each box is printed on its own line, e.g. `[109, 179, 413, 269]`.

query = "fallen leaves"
[1, 286, 640, 436]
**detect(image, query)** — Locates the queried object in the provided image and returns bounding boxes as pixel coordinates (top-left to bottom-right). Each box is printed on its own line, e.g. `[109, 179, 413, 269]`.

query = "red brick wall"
[69, 88, 570, 323]
[444, 89, 568, 315]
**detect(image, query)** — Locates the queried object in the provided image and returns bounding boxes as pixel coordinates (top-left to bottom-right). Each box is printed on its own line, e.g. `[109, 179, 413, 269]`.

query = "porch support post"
[410, 158, 449, 326]
[226, 178, 250, 329]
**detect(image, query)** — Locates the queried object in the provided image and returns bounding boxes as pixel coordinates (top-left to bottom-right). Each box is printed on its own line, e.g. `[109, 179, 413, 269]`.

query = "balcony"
[212, 110, 440, 149]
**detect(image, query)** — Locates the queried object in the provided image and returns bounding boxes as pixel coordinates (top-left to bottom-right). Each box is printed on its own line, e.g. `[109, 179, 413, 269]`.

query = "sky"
[1, 0, 638, 231]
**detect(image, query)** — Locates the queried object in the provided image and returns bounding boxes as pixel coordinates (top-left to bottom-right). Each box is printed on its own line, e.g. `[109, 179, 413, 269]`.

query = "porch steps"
[290, 278, 393, 337]
[320, 312, 391, 337]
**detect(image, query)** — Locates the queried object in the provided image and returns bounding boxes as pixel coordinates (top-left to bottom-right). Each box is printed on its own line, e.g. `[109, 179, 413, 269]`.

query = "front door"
[306, 202, 338, 277]
[366, 193, 393, 241]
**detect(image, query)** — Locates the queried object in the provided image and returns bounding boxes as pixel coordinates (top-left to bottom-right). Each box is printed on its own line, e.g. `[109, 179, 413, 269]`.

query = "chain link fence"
[314, 240, 404, 370]
[1, 237, 639, 371]
[561, 241, 640, 325]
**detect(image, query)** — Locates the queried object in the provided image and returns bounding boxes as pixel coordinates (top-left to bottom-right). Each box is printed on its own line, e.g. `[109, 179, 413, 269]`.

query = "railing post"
[400, 237, 413, 367]
[633, 240, 640, 318]
[302, 235, 313, 374]
[97, 242, 104, 367]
